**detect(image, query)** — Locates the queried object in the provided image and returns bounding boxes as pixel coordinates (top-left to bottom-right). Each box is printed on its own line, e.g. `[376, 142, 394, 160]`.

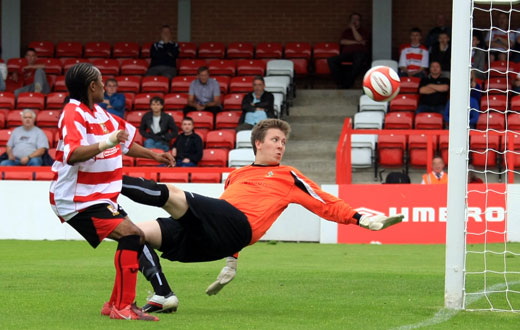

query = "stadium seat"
[120, 59, 149, 75]
[45, 92, 67, 109]
[116, 76, 141, 94]
[511, 95, 520, 111]
[29, 41, 54, 58]
[389, 94, 419, 112]
[470, 133, 500, 168]
[399, 76, 421, 94]
[164, 93, 189, 111]
[35, 58, 62, 76]
[359, 95, 388, 113]
[171, 75, 197, 93]
[228, 148, 255, 167]
[284, 42, 311, 76]
[264, 76, 290, 99]
[191, 172, 222, 183]
[113, 42, 140, 58]
[140, 42, 154, 58]
[0, 128, 13, 146]
[125, 111, 147, 127]
[313, 42, 340, 76]
[123, 93, 135, 111]
[135, 149, 164, 166]
[34, 171, 55, 181]
[351, 134, 377, 168]
[206, 129, 235, 149]
[195, 129, 209, 145]
[186, 111, 214, 130]
[84, 42, 111, 58]
[62, 58, 89, 72]
[481, 94, 507, 112]
[484, 77, 509, 93]
[7, 110, 26, 127]
[198, 42, 226, 59]
[122, 155, 135, 167]
[508, 113, 520, 130]
[489, 60, 510, 78]
[230, 76, 254, 93]
[3, 171, 33, 181]
[273, 93, 284, 117]
[53, 76, 67, 92]
[223, 94, 245, 111]
[140, 76, 170, 93]
[216, 111, 241, 129]
[55, 42, 83, 58]
[255, 42, 283, 59]
[371, 59, 398, 73]
[17, 92, 45, 110]
[408, 134, 438, 167]
[476, 112, 505, 131]
[7, 58, 27, 75]
[502, 133, 520, 168]
[198, 148, 228, 167]
[159, 172, 189, 183]
[266, 60, 294, 79]
[236, 59, 266, 76]
[178, 42, 197, 58]
[0, 92, 16, 110]
[92, 59, 120, 76]
[214, 76, 230, 94]
[178, 59, 206, 76]
[354, 111, 384, 129]
[209, 59, 236, 76]
[133, 93, 164, 110]
[414, 112, 443, 129]
[384, 112, 414, 129]
[226, 42, 254, 59]
[164, 110, 184, 128]
[236, 130, 252, 148]
[377, 134, 406, 167]
[42, 128, 55, 147]
[0, 112, 5, 129]
[37, 110, 61, 128]
[439, 134, 449, 164]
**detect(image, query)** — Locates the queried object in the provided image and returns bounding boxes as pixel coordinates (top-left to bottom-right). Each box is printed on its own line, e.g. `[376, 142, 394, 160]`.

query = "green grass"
[1, 240, 520, 329]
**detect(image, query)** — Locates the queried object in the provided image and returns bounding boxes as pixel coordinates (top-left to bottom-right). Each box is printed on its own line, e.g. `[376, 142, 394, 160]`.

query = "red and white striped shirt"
[398, 43, 429, 73]
[49, 99, 136, 222]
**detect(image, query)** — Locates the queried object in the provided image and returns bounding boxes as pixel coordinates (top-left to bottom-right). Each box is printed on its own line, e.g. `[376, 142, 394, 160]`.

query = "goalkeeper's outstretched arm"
[206, 256, 238, 296]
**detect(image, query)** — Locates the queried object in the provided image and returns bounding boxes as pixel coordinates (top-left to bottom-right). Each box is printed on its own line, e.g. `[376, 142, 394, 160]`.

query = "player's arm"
[126, 142, 174, 166]
[68, 130, 127, 164]
[206, 254, 238, 296]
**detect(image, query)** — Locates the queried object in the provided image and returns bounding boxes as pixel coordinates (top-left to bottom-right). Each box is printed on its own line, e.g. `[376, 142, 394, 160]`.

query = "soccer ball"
[362, 66, 401, 102]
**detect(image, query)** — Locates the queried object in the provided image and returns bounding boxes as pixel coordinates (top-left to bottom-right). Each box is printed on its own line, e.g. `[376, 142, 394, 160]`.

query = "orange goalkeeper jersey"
[220, 164, 358, 244]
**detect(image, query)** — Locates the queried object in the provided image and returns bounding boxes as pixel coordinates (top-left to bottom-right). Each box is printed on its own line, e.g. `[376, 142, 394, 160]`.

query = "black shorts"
[67, 204, 127, 248]
[157, 192, 252, 262]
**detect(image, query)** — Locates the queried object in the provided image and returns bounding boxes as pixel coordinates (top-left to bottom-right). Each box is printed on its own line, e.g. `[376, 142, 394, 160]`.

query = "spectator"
[0, 109, 48, 166]
[172, 117, 203, 167]
[417, 61, 450, 114]
[239, 76, 275, 129]
[486, 12, 514, 62]
[146, 25, 179, 79]
[430, 31, 451, 77]
[139, 96, 178, 152]
[0, 47, 6, 92]
[98, 78, 125, 119]
[327, 12, 370, 89]
[425, 14, 451, 50]
[421, 155, 448, 184]
[12, 48, 50, 97]
[183, 66, 221, 116]
[398, 27, 429, 78]
[468, 165, 483, 184]
[445, 72, 482, 129]
[472, 32, 487, 80]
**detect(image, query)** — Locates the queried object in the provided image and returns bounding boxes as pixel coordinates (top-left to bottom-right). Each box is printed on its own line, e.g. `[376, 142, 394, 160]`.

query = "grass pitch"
[1, 240, 519, 330]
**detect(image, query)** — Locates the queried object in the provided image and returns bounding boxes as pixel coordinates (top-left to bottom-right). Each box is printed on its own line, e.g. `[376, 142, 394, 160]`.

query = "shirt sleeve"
[111, 114, 136, 154]
[212, 79, 221, 97]
[421, 48, 429, 68]
[398, 48, 406, 67]
[36, 128, 49, 149]
[188, 81, 195, 96]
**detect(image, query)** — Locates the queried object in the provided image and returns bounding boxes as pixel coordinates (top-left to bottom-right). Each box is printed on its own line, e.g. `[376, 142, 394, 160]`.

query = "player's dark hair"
[410, 27, 422, 34]
[65, 63, 100, 105]
[105, 78, 118, 86]
[250, 119, 291, 155]
[26, 48, 37, 55]
[150, 96, 164, 106]
[183, 116, 194, 124]
[253, 76, 265, 84]
[197, 66, 209, 74]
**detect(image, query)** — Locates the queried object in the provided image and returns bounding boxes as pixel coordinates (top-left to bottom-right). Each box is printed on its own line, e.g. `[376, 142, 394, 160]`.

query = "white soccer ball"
[362, 66, 401, 102]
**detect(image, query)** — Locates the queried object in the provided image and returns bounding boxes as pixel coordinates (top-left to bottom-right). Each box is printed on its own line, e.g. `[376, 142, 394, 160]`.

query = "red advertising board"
[337, 184, 506, 244]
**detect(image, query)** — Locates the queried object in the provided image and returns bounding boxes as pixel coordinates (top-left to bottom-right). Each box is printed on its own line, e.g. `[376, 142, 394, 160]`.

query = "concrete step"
[282, 159, 336, 184]
[288, 122, 343, 141]
[283, 140, 337, 159]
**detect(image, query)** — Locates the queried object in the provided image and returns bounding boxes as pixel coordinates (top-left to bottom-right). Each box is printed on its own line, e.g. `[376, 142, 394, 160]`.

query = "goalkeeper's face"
[255, 128, 286, 165]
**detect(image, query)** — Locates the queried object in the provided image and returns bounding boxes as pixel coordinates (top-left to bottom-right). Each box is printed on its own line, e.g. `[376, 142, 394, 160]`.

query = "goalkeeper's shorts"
[156, 191, 252, 262]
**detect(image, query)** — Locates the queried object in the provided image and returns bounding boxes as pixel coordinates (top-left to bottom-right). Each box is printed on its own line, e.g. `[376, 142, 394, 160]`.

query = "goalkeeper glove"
[358, 214, 404, 231]
[206, 256, 237, 296]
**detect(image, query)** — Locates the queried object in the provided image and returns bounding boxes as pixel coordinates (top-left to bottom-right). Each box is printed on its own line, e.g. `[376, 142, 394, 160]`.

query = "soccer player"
[121, 119, 403, 312]
[49, 63, 174, 321]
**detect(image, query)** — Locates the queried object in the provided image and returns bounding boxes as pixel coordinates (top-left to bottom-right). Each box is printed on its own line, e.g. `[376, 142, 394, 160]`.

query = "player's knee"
[166, 184, 185, 206]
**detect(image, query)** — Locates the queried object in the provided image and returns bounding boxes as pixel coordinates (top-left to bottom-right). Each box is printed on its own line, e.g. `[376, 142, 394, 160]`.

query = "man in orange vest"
[422, 155, 448, 184]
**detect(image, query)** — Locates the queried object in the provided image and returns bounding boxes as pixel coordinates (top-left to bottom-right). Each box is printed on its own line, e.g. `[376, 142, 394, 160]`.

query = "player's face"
[255, 128, 286, 165]
[91, 72, 105, 104]
[25, 50, 37, 65]
[410, 32, 422, 44]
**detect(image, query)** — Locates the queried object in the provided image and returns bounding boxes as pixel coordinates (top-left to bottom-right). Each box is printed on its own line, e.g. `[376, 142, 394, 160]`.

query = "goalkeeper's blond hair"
[250, 119, 291, 155]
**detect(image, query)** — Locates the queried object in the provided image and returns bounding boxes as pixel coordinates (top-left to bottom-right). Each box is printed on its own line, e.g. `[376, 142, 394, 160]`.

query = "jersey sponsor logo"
[266, 171, 274, 177]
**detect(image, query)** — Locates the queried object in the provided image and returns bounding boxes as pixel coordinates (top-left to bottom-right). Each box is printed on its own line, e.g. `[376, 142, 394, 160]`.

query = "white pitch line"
[393, 281, 520, 330]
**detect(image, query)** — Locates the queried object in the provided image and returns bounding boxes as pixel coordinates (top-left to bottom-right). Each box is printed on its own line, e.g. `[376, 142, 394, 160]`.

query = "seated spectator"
[98, 78, 125, 119]
[425, 13, 451, 50]
[172, 117, 203, 167]
[421, 155, 448, 184]
[0, 47, 6, 92]
[0, 109, 48, 166]
[430, 31, 451, 77]
[327, 12, 370, 89]
[139, 96, 178, 152]
[486, 12, 513, 62]
[11, 48, 50, 97]
[445, 72, 482, 129]
[417, 61, 450, 114]
[146, 25, 179, 79]
[239, 76, 275, 129]
[398, 27, 429, 79]
[183, 66, 221, 116]
[472, 32, 487, 80]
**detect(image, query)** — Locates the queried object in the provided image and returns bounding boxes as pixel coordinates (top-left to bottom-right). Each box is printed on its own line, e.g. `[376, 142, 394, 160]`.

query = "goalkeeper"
[123, 119, 403, 313]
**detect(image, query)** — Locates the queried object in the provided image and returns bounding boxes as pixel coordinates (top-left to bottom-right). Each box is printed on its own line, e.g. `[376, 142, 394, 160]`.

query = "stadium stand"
[226, 42, 254, 59]
[178, 42, 197, 58]
[28, 41, 54, 58]
[84, 42, 111, 58]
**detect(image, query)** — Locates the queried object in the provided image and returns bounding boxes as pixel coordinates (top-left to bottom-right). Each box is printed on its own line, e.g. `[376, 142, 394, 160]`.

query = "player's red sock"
[114, 235, 141, 310]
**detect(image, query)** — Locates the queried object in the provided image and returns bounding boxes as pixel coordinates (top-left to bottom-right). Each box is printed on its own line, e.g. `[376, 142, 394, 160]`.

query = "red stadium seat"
[178, 59, 206, 76]
[439, 135, 449, 164]
[377, 134, 406, 167]
[5, 79, 22, 93]
[230, 76, 254, 93]
[414, 112, 443, 129]
[84, 42, 111, 58]
[178, 42, 197, 58]
[384, 112, 414, 129]
[120, 59, 149, 76]
[0, 128, 13, 146]
[35, 171, 55, 181]
[113, 42, 140, 58]
[125, 111, 147, 127]
[399, 76, 421, 94]
[476, 112, 505, 131]
[164, 94, 189, 110]
[171, 75, 197, 93]
[236, 59, 266, 76]
[139, 42, 154, 58]
[470, 133, 500, 167]
[36, 58, 62, 76]
[7, 58, 27, 74]
[408, 134, 438, 167]
[116, 76, 141, 94]
[0, 112, 5, 129]
[489, 60, 510, 78]
[56, 42, 83, 58]
[3, 171, 33, 181]
[209, 59, 236, 76]
[160, 172, 189, 183]
[191, 172, 221, 183]
[481, 94, 507, 112]
[135, 149, 164, 166]
[484, 78, 509, 93]
[284, 42, 311, 76]
[53, 76, 67, 92]
[133, 93, 164, 110]
[133, 131, 144, 145]
[7, 110, 24, 127]
[511, 95, 520, 111]
[255, 42, 283, 59]
[37, 110, 61, 128]
[198, 42, 225, 59]
[508, 113, 520, 130]
[62, 58, 89, 72]
[123, 93, 135, 111]
[227, 42, 254, 59]
[164, 110, 184, 128]
[313, 42, 340, 76]
[213, 76, 230, 94]
[141, 76, 170, 93]
[223, 93, 245, 111]
[195, 129, 209, 145]
[206, 129, 236, 149]
[17, 92, 45, 110]
[215, 111, 241, 129]
[92, 59, 120, 76]
[502, 133, 520, 168]
[389, 94, 419, 112]
[198, 148, 228, 167]
[29, 41, 54, 58]
[42, 128, 55, 147]
[122, 155, 134, 167]
[0, 92, 16, 109]
[186, 111, 214, 130]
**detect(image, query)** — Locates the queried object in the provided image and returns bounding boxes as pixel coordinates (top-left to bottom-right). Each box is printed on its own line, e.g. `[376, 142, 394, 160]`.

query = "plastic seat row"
[354, 111, 444, 130]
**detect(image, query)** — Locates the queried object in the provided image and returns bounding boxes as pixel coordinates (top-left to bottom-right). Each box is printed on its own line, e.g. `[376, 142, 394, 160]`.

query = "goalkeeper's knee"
[122, 175, 169, 207]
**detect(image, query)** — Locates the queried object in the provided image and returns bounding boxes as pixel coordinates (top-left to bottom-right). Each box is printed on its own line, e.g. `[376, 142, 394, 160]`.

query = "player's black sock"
[139, 244, 173, 296]
[121, 175, 169, 207]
